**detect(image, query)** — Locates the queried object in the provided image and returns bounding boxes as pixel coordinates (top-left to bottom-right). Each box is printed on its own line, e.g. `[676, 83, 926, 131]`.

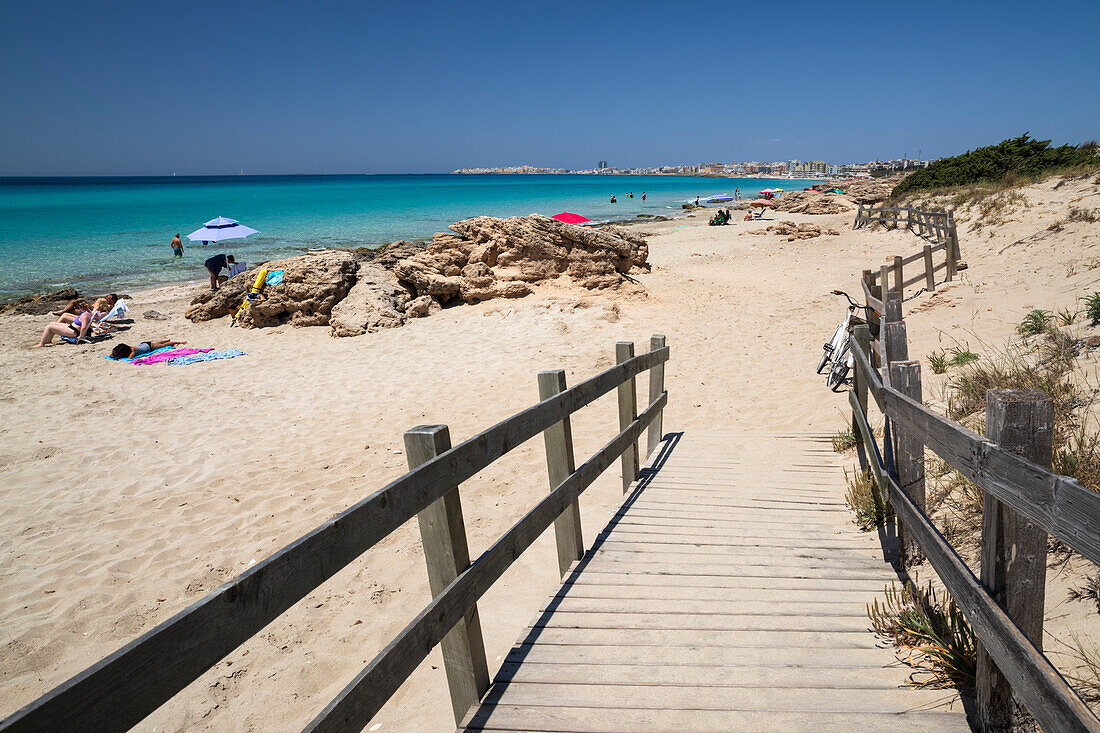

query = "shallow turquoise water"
[0, 174, 809, 298]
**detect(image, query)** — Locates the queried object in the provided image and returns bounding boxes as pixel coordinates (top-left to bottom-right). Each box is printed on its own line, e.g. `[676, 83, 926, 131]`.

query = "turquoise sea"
[0, 174, 812, 299]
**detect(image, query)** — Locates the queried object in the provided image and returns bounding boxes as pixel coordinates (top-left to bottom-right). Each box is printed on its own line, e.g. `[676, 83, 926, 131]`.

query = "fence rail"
[846, 290, 1100, 732]
[854, 204, 962, 294]
[1, 337, 670, 733]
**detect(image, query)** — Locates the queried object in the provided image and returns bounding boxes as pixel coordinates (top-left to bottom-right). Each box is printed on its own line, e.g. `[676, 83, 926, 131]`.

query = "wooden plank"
[902, 271, 928, 289]
[880, 385, 1100, 565]
[646, 334, 666, 457]
[900, 249, 926, 266]
[923, 243, 935, 291]
[303, 391, 667, 732]
[405, 426, 489, 725]
[978, 389, 1053, 730]
[539, 597, 873, 618]
[561, 571, 889, 592]
[472, 681, 959, 714]
[889, 362, 925, 568]
[501, 642, 900, 668]
[462, 704, 970, 732]
[537, 370, 584, 578]
[519, 626, 886, 650]
[530, 612, 873, 634]
[883, 472, 1099, 732]
[549, 585, 885, 605]
[616, 341, 640, 493]
[0, 345, 670, 733]
[494, 660, 914, 689]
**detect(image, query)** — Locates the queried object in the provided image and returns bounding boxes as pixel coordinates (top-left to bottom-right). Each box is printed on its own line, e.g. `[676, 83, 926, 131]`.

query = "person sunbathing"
[36, 307, 98, 346]
[56, 296, 114, 325]
[54, 294, 116, 319]
[109, 340, 188, 360]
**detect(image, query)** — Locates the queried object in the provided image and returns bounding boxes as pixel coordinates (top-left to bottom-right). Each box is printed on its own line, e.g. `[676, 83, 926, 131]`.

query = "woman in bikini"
[109, 340, 188, 359]
[36, 306, 99, 346]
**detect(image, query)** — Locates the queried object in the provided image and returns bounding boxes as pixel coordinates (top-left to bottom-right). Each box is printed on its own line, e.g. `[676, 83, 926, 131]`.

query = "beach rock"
[143, 310, 168, 321]
[392, 214, 649, 305]
[185, 250, 357, 327]
[329, 264, 410, 337]
[0, 288, 82, 316]
[746, 222, 835, 240]
[772, 190, 855, 215]
[404, 295, 441, 318]
[356, 240, 426, 270]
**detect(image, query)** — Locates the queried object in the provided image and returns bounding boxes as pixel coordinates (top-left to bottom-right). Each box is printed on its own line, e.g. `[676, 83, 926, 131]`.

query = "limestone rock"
[745, 221, 833, 240]
[404, 295, 441, 318]
[185, 250, 357, 327]
[392, 214, 648, 305]
[0, 288, 82, 316]
[329, 264, 410, 337]
[143, 310, 169, 320]
[772, 191, 855, 215]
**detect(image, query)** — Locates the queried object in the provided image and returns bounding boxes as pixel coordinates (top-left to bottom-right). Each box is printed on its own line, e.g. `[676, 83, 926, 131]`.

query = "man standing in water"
[170, 233, 184, 257]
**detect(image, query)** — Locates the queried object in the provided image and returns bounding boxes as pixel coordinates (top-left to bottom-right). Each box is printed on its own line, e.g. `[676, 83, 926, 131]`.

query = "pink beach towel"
[130, 348, 212, 365]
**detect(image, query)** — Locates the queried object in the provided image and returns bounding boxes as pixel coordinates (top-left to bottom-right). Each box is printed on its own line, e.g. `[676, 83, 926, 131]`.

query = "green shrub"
[844, 467, 891, 530]
[947, 345, 980, 367]
[892, 135, 1100, 196]
[1085, 292, 1100, 326]
[928, 349, 949, 374]
[1017, 309, 1054, 337]
[832, 427, 857, 452]
[868, 578, 977, 689]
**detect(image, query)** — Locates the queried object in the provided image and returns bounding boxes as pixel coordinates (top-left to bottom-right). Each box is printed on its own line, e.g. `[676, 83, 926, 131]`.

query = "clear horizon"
[2, 0, 1098, 177]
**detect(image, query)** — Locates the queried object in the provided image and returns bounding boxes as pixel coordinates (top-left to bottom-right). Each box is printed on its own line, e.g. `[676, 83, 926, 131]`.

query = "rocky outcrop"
[772, 191, 855, 215]
[184, 215, 650, 335]
[185, 250, 357, 327]
[746, 222, 840, 240]
[328, 264, 410, 337]
[392, 214, 648, 306]
[0, 288, 82, 316]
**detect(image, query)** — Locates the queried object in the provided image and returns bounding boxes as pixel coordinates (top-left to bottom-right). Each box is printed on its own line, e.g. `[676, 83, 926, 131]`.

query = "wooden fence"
[0, 336, 670, 733]
[847, 288, 1100, 732]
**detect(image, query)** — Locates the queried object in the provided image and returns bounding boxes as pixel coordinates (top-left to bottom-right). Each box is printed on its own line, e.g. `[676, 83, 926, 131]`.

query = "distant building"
[597, 161, 608, 170]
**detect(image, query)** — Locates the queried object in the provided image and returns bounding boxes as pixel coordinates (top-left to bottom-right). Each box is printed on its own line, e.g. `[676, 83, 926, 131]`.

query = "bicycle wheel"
[816, 346, 832, 374]
[827, 361, 850, 392]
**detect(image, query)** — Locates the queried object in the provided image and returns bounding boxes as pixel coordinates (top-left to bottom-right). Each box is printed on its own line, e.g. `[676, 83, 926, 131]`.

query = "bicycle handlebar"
[830, 289, 880, 317]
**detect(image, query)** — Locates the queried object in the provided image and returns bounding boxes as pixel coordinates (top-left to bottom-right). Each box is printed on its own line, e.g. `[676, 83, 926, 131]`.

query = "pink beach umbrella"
[551, 212, 591, 225]
[749, 199, 773, 207]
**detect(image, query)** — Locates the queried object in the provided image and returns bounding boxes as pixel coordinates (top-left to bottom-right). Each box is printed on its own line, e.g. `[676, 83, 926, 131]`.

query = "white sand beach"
[2, 174, 1100, 730]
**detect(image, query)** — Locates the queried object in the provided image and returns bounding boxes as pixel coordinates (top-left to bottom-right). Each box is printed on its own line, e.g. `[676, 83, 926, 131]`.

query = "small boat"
[703, 194, 735, 204]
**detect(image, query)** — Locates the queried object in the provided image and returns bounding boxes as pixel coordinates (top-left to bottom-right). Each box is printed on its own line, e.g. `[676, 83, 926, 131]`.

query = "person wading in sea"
[170, 233, 184, 258]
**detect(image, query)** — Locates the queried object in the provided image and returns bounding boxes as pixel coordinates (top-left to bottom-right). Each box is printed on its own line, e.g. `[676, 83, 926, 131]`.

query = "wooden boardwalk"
[460, 431, 972, 732]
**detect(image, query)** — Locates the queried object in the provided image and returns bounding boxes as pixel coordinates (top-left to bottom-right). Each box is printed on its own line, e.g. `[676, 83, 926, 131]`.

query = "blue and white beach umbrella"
[186, 216, 259, 243]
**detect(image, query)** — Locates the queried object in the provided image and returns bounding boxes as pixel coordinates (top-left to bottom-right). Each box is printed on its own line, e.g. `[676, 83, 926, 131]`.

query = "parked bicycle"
[818, 290, 876, 392]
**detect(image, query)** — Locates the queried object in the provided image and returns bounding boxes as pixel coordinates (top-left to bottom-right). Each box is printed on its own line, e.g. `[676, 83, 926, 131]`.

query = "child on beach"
[110, 340, 188, 360]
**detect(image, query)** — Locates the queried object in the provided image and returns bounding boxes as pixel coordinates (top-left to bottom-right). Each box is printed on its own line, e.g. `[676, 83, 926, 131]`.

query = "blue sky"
[1, 0, 1097, 175]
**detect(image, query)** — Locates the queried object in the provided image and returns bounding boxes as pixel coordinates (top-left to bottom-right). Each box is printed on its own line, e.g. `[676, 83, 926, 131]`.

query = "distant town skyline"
[2, 1, 1098, 176]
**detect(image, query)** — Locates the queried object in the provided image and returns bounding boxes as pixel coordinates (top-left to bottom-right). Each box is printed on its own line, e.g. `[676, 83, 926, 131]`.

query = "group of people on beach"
[35, 295, 119, 346]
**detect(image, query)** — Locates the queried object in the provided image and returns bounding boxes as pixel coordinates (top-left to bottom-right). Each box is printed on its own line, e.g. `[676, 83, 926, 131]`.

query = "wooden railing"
[847, 292, 1100, 732]
[854, 204, 962, 298]
[1, 336, 670, 733]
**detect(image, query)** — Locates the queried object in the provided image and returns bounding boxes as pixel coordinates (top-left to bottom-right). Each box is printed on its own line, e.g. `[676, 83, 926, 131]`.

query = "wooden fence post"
[852, 324, 871, 447]
[883, 292, 908, 366]
[888, 361, 925, 569]
[404, 425, 490, 725]
[977, 389, 1054, 732]
[537, 371, 585, 578]
[646, 334, 667, 457]
[880, 264, 891, 300]
[906, 208, 914, 233]
[616, 341, 639, 493]
[853, 204, 863, 230]
[947, 210, 960, 280]
[893, 255, 904, 295]
[923, 243, 935, 291]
